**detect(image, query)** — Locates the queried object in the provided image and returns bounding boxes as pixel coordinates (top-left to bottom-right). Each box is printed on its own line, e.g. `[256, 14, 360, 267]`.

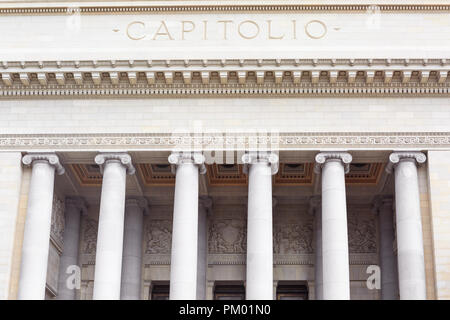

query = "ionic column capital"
[168, 152, 206, 175]
[314, 152, 352, 174]
[22, 153, 65, 175]
[372, 195, 394, 215]
[125, 197, 149, 215]
[94, 153, 135, 175]
[65, 196, 88, 215]
[242, 151, 279, 175]
[386, 152, 427, 174]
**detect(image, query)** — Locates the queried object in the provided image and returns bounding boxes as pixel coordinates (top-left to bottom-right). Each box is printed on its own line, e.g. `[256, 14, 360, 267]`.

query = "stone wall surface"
[427, 151, 450, 299]
[0, 98, 449, 134]
[0, 152, 22, 300]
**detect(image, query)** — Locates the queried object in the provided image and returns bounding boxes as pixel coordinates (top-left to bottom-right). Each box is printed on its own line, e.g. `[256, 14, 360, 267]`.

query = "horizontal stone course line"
[0, 5, 449, 15]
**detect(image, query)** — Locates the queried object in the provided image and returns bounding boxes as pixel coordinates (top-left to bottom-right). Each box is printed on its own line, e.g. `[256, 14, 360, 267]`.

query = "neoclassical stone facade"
[0, 0, 449, 300]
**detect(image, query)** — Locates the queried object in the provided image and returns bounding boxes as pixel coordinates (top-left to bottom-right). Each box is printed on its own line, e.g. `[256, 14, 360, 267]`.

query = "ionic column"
[168, 152, 206, 300]
[197, 196, 212, 300]
[314, 152, 352, 300]
[57, 197, 87, 300]
[310, 196, 323, 300]
[242, 152, 279, 300]
[386, 152, 427, 300]
[92, 153, 135, 300]
[120, 197, 148, 300]
[373, 196, 399, 300]
[18, 153, 65, 300]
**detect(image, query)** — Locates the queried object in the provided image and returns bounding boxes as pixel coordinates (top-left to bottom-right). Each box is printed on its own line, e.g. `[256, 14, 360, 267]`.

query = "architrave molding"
[1, 132, 449, 151]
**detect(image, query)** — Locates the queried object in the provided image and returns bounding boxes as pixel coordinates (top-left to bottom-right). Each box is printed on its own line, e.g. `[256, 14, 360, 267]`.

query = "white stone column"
[57, 197, 87, 300]
[373, 195, 399, 300]
[242, 152, 279, 300]
[387, 152, 427, 300]
[314, 152, 352, 300]
[120, 197, 148, 300]
[310, 196, 323, 300]
[197, 196, 212, 300]
[18, 153, 65, 300]
[168, 152, 206, 300]
[92, 153, 135, 300]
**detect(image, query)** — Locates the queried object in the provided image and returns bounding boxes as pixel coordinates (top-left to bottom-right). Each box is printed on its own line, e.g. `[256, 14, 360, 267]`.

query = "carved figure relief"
[145, 220, 172, 254]
[83, 218, 98, 254]
[50, 195, 65, 247]
[208, 219, 246, 254]
[348, 211, 377, 253]
[273, 222, 313, 254]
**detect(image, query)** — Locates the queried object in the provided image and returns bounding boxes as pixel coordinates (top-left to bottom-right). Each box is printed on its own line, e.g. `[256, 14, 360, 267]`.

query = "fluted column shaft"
[197, 196, 211, 300]
[387, 152, 427, 300]
[93, 153, 135, 300]
[314, 152, 352, 300]
[121, 198, 147, 300]
[57, 197, 86, 300]
[374, 196, 399, 300]
[243, 152, 278, 300]
[18, 154, 64, 300]
[168, 152, 206, 300]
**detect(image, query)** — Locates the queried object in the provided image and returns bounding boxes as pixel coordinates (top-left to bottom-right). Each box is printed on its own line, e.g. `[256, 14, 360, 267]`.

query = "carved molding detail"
[208, 219, 247, 254]
[348, 210, 377, 254]
[0, 4, 449, 15]
[2, 133, 449, 151]
[0, 59, 449, 97]
[50, 194, 65, 251]
[145, 220, 172, 254]
[273, 222, 314, 254]
[82, 218, 98, 255]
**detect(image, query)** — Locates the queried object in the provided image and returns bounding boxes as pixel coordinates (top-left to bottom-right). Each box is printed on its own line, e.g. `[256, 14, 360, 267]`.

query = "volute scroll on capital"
[168, 152, 207, 175]
[314, 152, 353, 174]
[94, 152, 135, 175]
[385, 151, 427, 174]
[241, 151, 279, 175]
[22, 153, 65, 175]
[65, 196, 88, 215]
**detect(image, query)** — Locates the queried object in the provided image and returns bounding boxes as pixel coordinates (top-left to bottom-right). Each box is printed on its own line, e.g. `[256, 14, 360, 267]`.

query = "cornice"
[1, 59, 449, 97]
[1, 132, 449, 151]
[0, 3, 449, 14]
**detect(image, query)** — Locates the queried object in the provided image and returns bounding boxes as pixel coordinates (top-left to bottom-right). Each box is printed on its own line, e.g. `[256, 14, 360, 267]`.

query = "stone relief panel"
[348, 208, 377, 254]
[273, 222, 314, 254]
[82, 218, 98, 255]
[208, 219, 247, 254]
[145, 220, 172, 254]
[50, 194, 65, 249]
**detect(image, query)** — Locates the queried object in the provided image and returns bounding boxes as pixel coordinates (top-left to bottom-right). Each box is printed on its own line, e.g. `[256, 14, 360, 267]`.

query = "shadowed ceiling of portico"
[67, 162, 384, 187]
[54, 150, 392, 206]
